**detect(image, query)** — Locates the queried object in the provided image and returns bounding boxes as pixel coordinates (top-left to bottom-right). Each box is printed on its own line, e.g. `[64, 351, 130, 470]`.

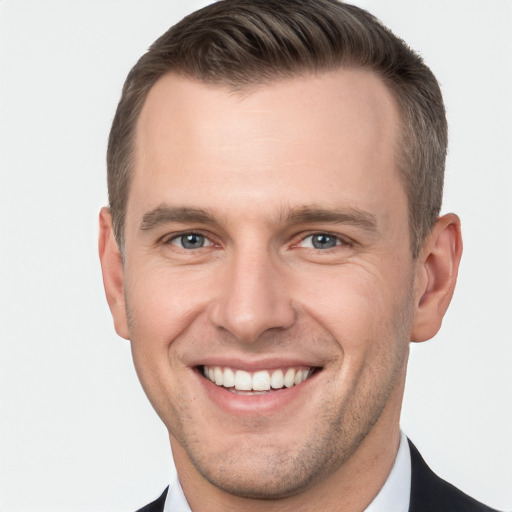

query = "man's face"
[115, 70, 422, 498]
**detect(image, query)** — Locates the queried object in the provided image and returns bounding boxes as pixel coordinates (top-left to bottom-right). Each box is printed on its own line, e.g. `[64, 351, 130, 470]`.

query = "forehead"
[130, 69, 404, 227]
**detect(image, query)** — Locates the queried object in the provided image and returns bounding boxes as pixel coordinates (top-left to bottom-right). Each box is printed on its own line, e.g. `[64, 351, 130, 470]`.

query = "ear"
[98, 207, 130, 340]
[411, 213, 463, 343]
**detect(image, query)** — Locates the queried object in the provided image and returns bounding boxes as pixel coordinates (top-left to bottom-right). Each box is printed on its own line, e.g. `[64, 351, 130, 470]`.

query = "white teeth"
[270, 369, 284, 389]
[234, 370, 252, 391]
[203, 366, 313, 392]
[252, 370, 271, 391]
[223, 367, 235, 388]
[284, 368, 295, 388]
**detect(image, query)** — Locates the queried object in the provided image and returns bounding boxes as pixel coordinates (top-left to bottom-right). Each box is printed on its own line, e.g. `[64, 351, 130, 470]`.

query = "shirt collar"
[364, 430, 411, 512]
[164, 431, 411, 512]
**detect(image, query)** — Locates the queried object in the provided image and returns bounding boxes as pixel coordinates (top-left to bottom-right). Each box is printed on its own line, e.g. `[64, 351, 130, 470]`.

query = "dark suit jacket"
[408, 440, 500, 512]
[136, 439, 501, 512]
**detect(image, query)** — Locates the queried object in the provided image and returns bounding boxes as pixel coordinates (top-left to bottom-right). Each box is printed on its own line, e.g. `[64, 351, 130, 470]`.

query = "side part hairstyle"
[107, 0, 447, 257]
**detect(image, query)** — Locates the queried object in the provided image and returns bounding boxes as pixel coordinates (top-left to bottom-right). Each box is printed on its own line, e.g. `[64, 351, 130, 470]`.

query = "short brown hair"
[107, 0, 447, 257]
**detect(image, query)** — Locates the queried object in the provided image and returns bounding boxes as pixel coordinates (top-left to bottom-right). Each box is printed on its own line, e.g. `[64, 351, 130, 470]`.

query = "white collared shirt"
[364, 431, 411, 512]
[164, 431, 411, 512]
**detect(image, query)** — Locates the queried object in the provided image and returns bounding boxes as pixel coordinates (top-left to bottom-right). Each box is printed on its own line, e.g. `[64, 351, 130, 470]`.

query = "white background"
[0, 1, 510, 511]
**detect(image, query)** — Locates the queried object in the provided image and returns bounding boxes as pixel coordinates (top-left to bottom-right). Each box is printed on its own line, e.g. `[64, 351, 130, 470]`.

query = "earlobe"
[98, 207, 130, 340]
[410, 213, 463, 343]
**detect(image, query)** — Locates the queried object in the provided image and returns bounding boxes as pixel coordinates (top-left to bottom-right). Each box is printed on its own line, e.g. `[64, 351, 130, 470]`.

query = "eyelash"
[163, 231, 216, 250]
[295, 232, 352, 250]
[162, 231, 352, 251]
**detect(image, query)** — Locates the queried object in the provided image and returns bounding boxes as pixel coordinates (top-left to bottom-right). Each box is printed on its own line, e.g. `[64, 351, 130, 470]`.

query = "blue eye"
[298, 233, 341, 249]
[311, 234, 338, 249]
[170, 233, 212, 249]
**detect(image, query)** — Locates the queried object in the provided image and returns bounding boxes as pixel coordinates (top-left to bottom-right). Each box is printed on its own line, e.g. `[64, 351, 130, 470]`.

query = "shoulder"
[408, 439, 502, 512]
[135, 487, 168, 512]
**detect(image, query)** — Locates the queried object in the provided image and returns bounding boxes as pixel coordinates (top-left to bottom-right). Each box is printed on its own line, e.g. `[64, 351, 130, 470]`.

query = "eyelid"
[294, 231, 353, 249]
[162, 230, 218, 248]
[171, 235, 213, 248]
[158, 229, 353, 250]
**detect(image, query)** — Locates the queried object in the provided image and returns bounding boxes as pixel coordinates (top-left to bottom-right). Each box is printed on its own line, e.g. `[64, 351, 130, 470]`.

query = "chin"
[191, 445, 326, 500]
[173, 409, 372, 501]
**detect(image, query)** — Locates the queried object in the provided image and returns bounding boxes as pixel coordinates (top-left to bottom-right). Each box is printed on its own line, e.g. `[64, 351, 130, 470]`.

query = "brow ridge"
[139, 203, 378, 233]
[284, 206, 378, 232]
[140, 205, 218, 231]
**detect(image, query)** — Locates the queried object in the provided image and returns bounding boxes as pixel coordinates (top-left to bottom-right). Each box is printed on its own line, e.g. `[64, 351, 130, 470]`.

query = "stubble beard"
[171, 343, 409, 501]
[126, 288, 413, 501]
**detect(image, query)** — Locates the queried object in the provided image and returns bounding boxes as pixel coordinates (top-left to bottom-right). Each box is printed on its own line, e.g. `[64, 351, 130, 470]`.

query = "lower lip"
[196, 369, 318, 415]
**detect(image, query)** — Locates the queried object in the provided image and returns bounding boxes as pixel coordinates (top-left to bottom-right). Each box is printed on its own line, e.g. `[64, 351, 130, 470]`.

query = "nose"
[209, 249, 296, 343]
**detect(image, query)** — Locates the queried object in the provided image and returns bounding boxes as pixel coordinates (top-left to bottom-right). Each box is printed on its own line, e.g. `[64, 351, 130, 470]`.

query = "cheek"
[123, 265, 208, 412]
[124, 261, 213, 346]
[293, 263, 413, 354]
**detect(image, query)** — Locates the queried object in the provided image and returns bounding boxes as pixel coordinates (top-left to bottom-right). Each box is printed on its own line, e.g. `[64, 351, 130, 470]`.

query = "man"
[98, 1, 500, 511]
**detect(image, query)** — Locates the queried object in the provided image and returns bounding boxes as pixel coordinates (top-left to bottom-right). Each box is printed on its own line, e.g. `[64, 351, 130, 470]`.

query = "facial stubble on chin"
[124, 285, 414, 501]
[167, 340, 409, 501]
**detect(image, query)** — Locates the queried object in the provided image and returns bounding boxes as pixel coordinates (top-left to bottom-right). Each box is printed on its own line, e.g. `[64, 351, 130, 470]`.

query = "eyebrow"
[284, 206, 378, 232]
[139, 204, 378, 233]
[140, 205, 219, 231]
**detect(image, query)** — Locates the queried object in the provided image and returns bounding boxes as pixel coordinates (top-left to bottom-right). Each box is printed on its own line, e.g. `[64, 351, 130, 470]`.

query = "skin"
[99, 69, 462, 511]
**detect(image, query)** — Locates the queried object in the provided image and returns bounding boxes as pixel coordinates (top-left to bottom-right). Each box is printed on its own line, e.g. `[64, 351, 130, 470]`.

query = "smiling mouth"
[200, 365, 318, 394]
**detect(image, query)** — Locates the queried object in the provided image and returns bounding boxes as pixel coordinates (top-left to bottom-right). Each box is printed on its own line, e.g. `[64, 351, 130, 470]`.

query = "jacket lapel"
[408, 439, 498, 512]
[135, 487, 168, 512]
